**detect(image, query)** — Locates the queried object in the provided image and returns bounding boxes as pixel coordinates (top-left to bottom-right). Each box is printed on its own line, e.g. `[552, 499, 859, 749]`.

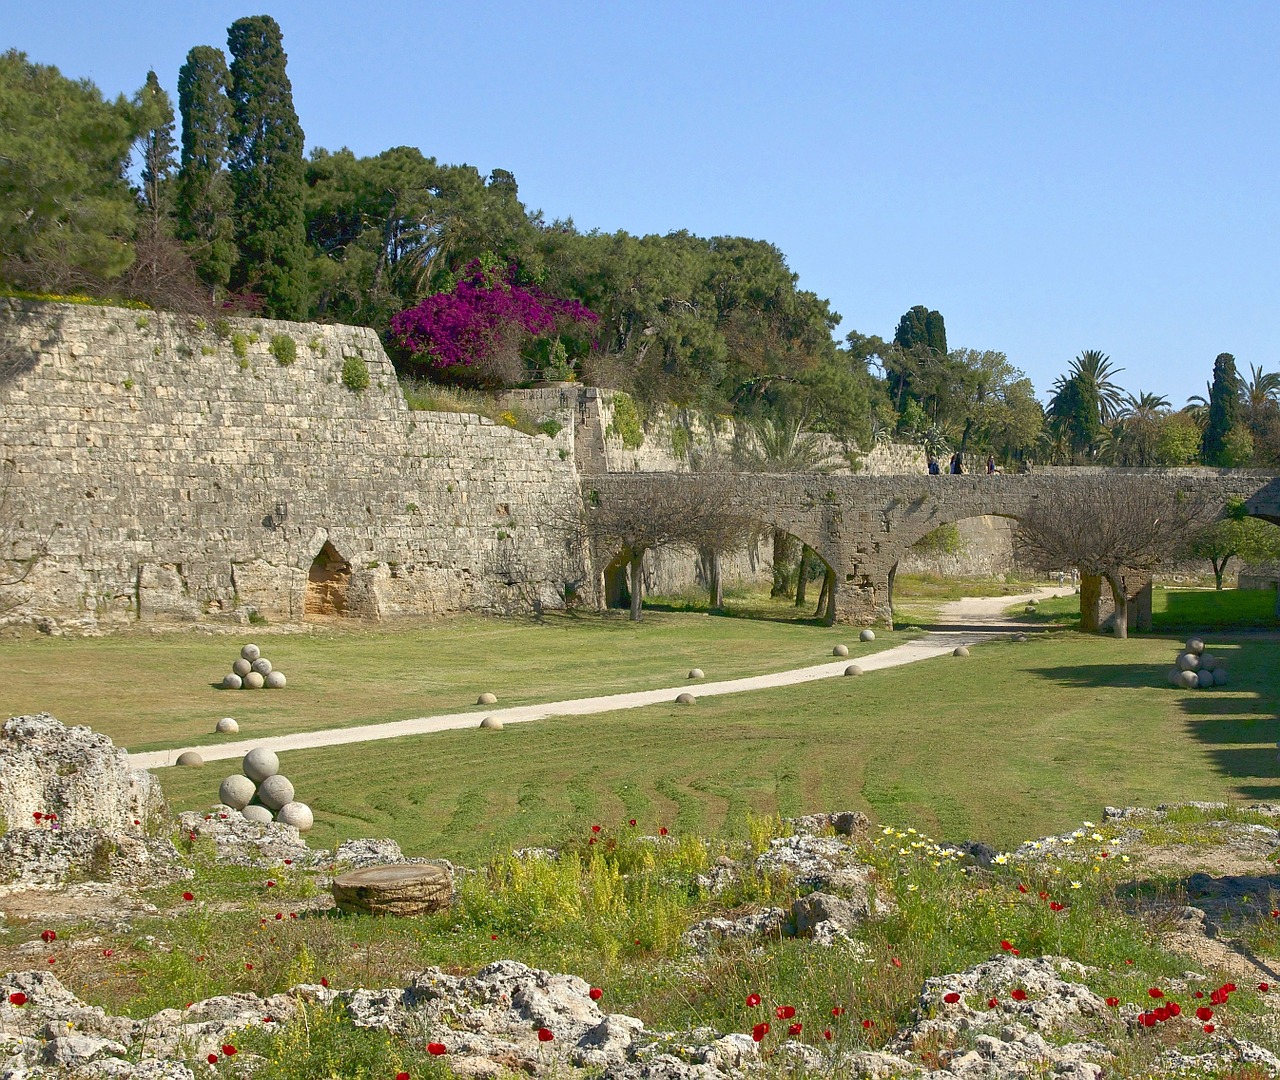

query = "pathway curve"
[128, 587, 1071, 771]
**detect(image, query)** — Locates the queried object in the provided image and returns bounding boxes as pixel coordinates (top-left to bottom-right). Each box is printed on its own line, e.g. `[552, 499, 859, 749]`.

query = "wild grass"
[1011, 585, 1278, 631]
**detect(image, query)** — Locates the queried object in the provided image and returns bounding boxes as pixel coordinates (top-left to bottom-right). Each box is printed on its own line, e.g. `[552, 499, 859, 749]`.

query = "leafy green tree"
[1187, 501, 1280, 589]
[132, 70, 176, 229]
[226, 15, 307, 317]
[885, 305, 947, 415]
[1201, 352, 1244, 465]
[0, 50, 138, 288]
[176, 45, 237, 294]
[1107, 391, 1171, 466]
[1153, 411, 1203, 465]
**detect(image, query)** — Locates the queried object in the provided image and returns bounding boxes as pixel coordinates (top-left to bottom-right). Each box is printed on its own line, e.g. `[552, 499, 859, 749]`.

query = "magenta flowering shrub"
[390, 261, 597, 384]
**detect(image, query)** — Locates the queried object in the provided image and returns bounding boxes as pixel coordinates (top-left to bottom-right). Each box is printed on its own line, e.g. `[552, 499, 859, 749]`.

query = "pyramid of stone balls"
[221, 643, 286, 690]
[218, 747, 313, 831]
[1167, 635, 1228, 689]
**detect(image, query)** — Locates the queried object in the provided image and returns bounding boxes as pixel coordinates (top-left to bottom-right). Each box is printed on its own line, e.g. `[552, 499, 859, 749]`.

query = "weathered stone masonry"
[0, 300, 587, 628]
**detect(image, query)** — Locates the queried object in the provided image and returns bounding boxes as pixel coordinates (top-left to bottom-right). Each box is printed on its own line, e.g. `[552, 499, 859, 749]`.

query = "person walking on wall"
[927, 454, 940, 475]
[949, 452, 964, 474]
[986, 453, 996, 475]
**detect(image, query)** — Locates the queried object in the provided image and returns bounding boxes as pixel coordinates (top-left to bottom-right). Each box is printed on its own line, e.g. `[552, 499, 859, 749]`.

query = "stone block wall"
[0, 300, 586, 628]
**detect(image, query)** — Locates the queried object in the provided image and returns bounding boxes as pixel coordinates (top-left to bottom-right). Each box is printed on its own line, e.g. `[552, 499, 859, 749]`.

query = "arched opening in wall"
[305, 542, 352, 617]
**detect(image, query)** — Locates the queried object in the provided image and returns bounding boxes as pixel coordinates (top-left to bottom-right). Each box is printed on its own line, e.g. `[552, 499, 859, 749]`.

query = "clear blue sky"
[9, 2, 1279, 405]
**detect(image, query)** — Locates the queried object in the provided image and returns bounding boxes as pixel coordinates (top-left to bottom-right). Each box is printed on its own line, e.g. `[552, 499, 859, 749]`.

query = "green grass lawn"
[157, 629, 1280, 865]
[0, 612, 907, 753]
[1014, 586, 1279, 631]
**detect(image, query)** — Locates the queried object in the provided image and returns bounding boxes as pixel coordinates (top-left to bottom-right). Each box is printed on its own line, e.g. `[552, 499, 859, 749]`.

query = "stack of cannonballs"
[1168, 636, 1229, 689]
[221, 643, 286, 690]
[218, 747, 313, 831]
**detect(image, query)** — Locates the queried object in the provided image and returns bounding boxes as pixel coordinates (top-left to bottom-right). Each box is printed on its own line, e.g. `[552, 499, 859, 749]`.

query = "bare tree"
[1014, 476, 1216, 638]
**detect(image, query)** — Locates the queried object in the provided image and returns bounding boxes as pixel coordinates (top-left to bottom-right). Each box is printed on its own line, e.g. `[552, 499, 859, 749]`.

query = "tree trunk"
[1079, 573, 1102, 633]
[821, 567, 837, 626]
[1104, 570, 1128, 638]
[814, 571, 828, 618]
[1213, 557, 1226, 590]
[709, 550, 723, 610]
[795, 545, 811, 606]
[629, 549, 644, 622]
[771, 531, 796, 597]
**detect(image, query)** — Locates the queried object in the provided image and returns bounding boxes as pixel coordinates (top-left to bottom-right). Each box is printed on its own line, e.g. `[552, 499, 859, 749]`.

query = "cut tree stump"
[331, 863, 453, 916]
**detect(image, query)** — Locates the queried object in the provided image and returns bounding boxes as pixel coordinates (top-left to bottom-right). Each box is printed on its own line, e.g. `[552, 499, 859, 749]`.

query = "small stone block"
[332, 862, 453, 916]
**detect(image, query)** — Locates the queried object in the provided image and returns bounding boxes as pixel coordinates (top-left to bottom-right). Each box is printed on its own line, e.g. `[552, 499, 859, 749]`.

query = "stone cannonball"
[232, 658, 252, 678]
[241, 643, 261, 662]
[251, 657, 273, 676]
[1186, 637, 1205, 656]
[477, 692, 497, 705]
[241, 804, 274, 824]
[953, 646, 970, 657]
[688, 668, 704, 680]
[1213, 667, 1229, 686]
[176, 751, 204, 767]
[264, 670, 286, 689]
[219, 774, 256, 810]
[277, 801, 314, 831]
[221, 673, 243, 690]
[832, 644, 849, 658]
[215, 717, 239, 734]
[1167, 667, 1182, 687]
[1177, 669, 1200, 689]
[1196, 669, 1215, 688]
[243, 747, 280, 783]
[243, 671, 265, 689]
[844, 664, 863, 677]
[479, 715, 503, 730]
[675, 692, 696, 705]
[1176, 652, 1200, 672]
[1011, 633, 1028, 642]
[859, 629, 876, 642]
[256, 773, 295, 811]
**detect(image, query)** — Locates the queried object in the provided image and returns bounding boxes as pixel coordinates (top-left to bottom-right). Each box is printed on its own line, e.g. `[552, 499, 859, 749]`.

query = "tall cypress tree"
[226, 15, 307, 318]
[133, 70, 177, 230]
[1202, 352, 1242, 465]
[175, 46, 237, 293]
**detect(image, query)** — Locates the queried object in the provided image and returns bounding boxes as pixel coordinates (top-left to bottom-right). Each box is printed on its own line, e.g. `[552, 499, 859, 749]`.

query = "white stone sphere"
[215, 717, 239, 734]
[242, 747, 280, 783]
[256, 773, 295, 811]
[221, 673, 243, 690]
[1186, 637, 1205, 655]
[832, 644, 849, 657]
[1196, 669, 1215, 688]
[1213, 667, 1229, 686]
[1177, 669, 1200, 689]
[480, 715, 503, 730]
[1176, 652, 1200, 672]
[688, 668, 704, 679]
[176, 751, 204, 767]
[844, 664, 863, 677]
[241, 643, 261, 662]
[232, 658, 252, 677]
[219, 774, 256, 810]
[277, 801, 313, 831]
[860, 629, 876, 642]
[1167, 667, 1182, 686]
[243, 671, 265, 689]
[477, 692, 497, 705]
[264, 670, 286, 689]
[953, 646, 970, 657]
[251, 657, 273, 676]
[1199, 653, 1218, 672]
[1011, 633, 1028, 642]
[675, 692, 696, 705]
[241, 804, 274, 824]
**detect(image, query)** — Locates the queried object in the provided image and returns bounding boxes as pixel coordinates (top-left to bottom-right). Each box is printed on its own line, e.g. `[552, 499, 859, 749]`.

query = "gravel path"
[128, 587, 1072, 771]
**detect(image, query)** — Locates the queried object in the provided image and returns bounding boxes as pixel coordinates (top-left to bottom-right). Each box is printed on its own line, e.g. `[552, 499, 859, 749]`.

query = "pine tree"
[1202, 352, 1242, 465]
[175, 46, 236, 293]
[133, 70, 176, 230]
[226, 15, 307, 318]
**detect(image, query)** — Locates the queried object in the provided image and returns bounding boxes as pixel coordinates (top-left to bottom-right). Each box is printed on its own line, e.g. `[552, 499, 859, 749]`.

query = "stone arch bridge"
[589, 468, 1280, 625]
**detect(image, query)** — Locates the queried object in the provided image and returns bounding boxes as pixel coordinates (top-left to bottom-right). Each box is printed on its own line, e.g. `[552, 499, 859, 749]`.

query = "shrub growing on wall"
[341, 355, 369, 392]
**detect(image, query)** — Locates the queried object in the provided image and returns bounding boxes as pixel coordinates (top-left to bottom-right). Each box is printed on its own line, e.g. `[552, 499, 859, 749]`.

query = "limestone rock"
[250, 657, 272, 676]
[242, 748, 279, 783]
[1213, 667, 1229, 686]
[1177, 651, 1200, 671]
[1186, 637, 1205, 655]
[178, 808, 313, 866]
[682, 908, 788, 950]
[791, 890, 873, 938]
[332, 862, 453, 916]
[1177, 669, 1199, 689]
[334, 837, 406, 868]
[1196, 669, 1215, 688]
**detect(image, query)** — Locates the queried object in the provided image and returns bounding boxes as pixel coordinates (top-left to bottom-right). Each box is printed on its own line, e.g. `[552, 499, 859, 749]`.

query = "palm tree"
[1111, 391, 1171, 466]
[1241, 363, 1280, 412]
[1183, 381, 1213, 430]
[1069, 350, 1127, 423]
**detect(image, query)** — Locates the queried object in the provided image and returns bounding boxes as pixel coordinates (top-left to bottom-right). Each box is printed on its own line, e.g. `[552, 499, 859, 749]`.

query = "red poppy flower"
[397, 1073, 410, 1080]
[490, 933, 498, 940]
[1196, 1006, 1213, 1021]
[1038, 891, 1048, 900]
[1148, 988, 1164, 999]
[1049, 901, 1064, 912]
[47, 813, 55, 820]
[1125, 959, 1133, 965]
[263, 1016, 273, 1023]
[1000, 940, 1013, 951]
[1204, 1023, 1215, 1033]
[628, 819, 637, 827]
[824, 1029, 832, 1040]
[1260, 983, 1271, 992]
[1224, 982, 1237, 992]
[1099, 851, 1108, 858]
[221, 1044, 237, 1056]
[290, 912, 297, 919]
[659, 827, 668, 836]
[775, 1005, 796, 1019]
[537, 1028, 554, 1042]
[1011, 989, 1027, 1001]
[275, 912, 283, 920]
[589, 987, 603, 1001]
[40, 930, 56, 943]
[751, 1022, 769, 1041]
[32, 812, 42, 821]
[1105, 997, 1119, 1007]
[591, 825, 601, 833]
[320, 977, 329, 987]
[1211, 988, 1227, 1005]
[182, 891, 194, 902]
[987, 997, 999, 1008]
[284, 858, 293, 865]
[1017, 884, 1027, 893]
[102, 949, 113, 958]
[1167, 1002, 1181, 1017]
[1194, 991, 1204, 998]
[46, 957, 55, 965]
[1153, 1006, 1169, 1021]
[1139, 1012, 1156, 1027]
[588, 837, 597, 845]
[787, 1022, 802, 1035]
[266, 880, 276, 887]
[1272, 910, 1279, 918]
[428, 1042, 447, 1055]
[8, 992, 27, 1006]
[746, 993, 761, 1007]
[861, 1018, 874, 1029]
[943, 992, 960, 1004]
[830, 1006, 844, 1016]
[1010, 948, 1020, 955]
[890, 957, 901, 968]
[245, 963, 254, 971]
[207, 1054, 218, 1064]
[195, 955, 206, 963]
